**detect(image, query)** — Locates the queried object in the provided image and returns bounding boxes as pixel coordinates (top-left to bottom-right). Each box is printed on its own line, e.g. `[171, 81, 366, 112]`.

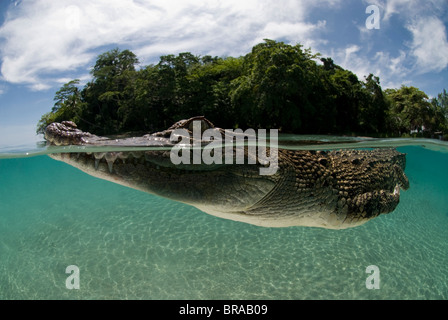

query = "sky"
[0, 0, 447, 147]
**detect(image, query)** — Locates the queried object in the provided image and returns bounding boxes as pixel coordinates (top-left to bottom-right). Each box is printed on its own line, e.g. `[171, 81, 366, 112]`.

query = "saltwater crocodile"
[44, 116, 409, 229]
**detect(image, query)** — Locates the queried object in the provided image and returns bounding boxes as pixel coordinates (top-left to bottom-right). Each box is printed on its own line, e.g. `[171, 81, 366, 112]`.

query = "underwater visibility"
[0, 122, 447, 299]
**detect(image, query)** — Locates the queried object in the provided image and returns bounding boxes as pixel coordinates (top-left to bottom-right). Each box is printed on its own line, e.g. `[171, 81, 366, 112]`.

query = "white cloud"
[406, 17, 448, 73]
[330, 45, 372, 78]
[2, 0, 444, 95]
[326, 44, 411, 90]
[0, 0, 335, 90]
[340, 0, 448, 91]
[367, 0, 447, 22]
[364, 1, 448, 74]
[255, 20, 327, 50]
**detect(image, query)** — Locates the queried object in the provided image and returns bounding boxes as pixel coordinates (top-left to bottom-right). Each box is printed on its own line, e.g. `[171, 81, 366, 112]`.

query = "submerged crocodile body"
[45, 116, 409, 229]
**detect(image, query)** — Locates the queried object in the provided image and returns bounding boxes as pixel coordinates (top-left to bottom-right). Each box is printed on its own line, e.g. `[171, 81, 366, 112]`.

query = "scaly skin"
[44, 117, 409, 229]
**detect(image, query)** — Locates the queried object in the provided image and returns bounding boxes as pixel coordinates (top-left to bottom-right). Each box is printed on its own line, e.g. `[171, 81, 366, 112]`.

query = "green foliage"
[81, 48, 140, 134]
[37, 42, 447, 138]
[231, 40, 318, 131]
[360, 74, 389, 134]
[430, 89, 448, 132]
[36, 112, 57, 135]
[36, 79, 85, 134]
[385, 86, 446, 136]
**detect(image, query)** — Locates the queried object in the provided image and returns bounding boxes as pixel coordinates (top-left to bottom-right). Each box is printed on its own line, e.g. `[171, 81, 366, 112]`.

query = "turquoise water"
[0, 139, 447, 299]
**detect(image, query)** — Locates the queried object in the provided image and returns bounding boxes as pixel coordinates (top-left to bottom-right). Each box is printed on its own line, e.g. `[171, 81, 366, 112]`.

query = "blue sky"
[0, 0, 447, 147]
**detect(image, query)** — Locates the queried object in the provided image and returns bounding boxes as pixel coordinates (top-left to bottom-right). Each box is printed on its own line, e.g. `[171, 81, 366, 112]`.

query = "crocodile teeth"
[105, 152, 118, 162]
[94, 152, 106, 160]
[95, 158, 100, 170]
[117, 152, 128, 164]
[107, 161, 114, 173]
[105, 152, 118, 173]
[118, 152, 129, 159]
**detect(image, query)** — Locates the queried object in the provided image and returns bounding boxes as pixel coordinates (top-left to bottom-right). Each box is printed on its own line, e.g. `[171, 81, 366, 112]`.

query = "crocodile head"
[44, 117, 409, 229]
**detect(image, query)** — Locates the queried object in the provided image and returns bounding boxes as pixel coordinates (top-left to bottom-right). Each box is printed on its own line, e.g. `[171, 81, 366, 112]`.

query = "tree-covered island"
[37, 40, 448, 139]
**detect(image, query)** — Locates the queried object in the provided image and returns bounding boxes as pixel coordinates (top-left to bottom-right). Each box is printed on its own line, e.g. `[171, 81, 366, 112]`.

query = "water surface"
[0, 136, 447, 299]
